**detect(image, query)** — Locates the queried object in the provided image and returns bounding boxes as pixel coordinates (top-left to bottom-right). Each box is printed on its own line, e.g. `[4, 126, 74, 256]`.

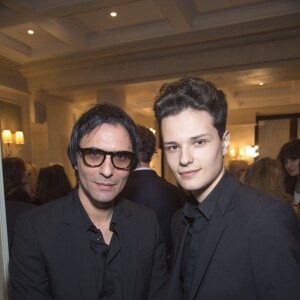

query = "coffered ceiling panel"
[0, 0, 299, 118]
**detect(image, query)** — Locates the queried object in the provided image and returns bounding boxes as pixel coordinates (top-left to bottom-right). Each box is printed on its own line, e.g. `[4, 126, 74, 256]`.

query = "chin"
[180, 182, 202, 192]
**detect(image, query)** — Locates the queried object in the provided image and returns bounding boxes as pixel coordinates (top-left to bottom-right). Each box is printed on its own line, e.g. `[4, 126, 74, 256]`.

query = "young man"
[120, 125, 186, 254]
[153, 77, 300, 300]
[9, 103, 167, 300]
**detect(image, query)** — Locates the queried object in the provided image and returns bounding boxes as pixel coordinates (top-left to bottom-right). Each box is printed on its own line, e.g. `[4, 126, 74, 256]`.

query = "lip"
[178, 169, 199, 177]
[95, 182, 115, 189]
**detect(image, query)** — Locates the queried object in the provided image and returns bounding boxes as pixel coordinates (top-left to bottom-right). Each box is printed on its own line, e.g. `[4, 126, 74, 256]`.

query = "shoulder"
[230, 183, 299, 231]
[117, 196, 156, 216]
[116, 196, 162, 227]
[5, 200, 36, 231]
[17, 192, 71, 225]
[5, 199, 35, 212]
[6, 187, 31, 203]
[222, 174, 288, 211]
[238, 183, 289, 209]
[116, 197, 163, 238]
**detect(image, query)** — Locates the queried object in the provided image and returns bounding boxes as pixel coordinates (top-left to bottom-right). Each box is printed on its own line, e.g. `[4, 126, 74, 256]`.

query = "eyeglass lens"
[81, 148, 133, 170]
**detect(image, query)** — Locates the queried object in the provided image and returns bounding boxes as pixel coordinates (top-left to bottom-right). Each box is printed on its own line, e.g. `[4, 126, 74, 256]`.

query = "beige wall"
[28, 94, 77, 186]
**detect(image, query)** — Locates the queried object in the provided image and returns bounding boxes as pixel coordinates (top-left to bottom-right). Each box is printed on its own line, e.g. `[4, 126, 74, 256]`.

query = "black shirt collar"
[75, 190, 119, 235]
[183, 172, 229, 223]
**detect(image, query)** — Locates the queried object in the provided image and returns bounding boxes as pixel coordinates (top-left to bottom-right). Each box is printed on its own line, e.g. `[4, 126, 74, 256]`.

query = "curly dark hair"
[153, 76, 228, 140]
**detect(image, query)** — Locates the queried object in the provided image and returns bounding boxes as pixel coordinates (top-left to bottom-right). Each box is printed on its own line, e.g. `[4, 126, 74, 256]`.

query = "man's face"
[76, 123, 132, 206]
[161, 109, 230, 202]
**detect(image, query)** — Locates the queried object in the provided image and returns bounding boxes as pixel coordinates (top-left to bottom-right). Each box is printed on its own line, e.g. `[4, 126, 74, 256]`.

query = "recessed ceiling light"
[27, 29, 34, 35]
[110, 11, 117, 17]
[259, 82, 264, 86]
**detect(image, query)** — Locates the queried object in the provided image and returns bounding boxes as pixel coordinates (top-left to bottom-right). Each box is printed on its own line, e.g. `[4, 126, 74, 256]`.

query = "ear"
[222, 130, 230, 156]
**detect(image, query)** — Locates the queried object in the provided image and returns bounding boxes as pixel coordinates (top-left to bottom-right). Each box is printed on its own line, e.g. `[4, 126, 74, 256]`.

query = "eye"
[195, 139, 206, 146]
[89, 149, 100, 156]
[85, 149, 103, 159]
[164, 145, 179, 152]
[114, 153, 128, 161]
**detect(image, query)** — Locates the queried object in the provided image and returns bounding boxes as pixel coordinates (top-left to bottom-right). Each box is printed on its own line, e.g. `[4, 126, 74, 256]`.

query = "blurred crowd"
[228, 139, 300, 223]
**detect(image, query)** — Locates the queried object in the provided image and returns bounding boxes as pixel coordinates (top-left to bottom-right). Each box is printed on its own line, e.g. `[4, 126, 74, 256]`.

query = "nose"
[285, 159, 293, 170]
[179, 147, 193, 166]
[99, 155, 114, 178]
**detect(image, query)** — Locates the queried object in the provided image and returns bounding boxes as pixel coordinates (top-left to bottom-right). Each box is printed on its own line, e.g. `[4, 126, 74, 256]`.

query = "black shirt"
[78, 195, 122, 300]
[180, 172, 228, 299]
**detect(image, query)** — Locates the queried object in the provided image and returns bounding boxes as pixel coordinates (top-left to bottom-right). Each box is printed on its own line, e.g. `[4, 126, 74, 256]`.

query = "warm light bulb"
[229, 149, 236, 158]
[27, 29, 34, 35]
[15, 131, 25, 145]
[2, 130, 13, 143]
[110, 11, 117, 17]
[239, 148, 245, 157]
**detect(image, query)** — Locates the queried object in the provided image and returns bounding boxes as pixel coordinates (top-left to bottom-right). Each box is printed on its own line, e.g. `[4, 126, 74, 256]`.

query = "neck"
[78, 188, 115, 224]
[137, 161, 150, 168]
[193, 168, 225, 203]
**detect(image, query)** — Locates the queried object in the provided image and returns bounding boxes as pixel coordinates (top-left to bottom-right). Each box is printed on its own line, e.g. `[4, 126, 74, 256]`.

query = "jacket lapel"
[189, 174, 240, 300]
[60, 191, 98, 300]
[166, 219, 190, 300]
[188, 208, 226, 299]
[117, 198, 138, 300]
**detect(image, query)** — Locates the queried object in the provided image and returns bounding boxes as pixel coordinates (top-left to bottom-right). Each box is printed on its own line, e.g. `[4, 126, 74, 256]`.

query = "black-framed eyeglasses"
[78, 147, 135, 171]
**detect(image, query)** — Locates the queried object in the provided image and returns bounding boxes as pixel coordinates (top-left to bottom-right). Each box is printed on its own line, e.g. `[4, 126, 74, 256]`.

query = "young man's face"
[76, 123, 132, 207]
[161, 109, 230, 203]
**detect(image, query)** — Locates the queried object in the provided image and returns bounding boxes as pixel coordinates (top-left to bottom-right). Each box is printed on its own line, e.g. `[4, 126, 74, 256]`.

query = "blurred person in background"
[3, 157, 32, 203]
[243, 157, 300, 223]
[228, 159, 248, 181]
[34, 164, 73, 205]
[278, 139, 300, 206]
[23, 161, 40, 201]
[2, 157, 35, 253]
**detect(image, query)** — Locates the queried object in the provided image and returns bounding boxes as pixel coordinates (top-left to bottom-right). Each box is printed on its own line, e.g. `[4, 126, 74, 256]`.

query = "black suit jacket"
[166, 173, 300, 300]
[120, 169, 186, 253]
[9, 188, 168, 300]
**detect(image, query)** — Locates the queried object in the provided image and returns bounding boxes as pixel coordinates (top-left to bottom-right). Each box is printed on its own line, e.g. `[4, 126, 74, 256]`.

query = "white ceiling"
[0, 0, 300, 117]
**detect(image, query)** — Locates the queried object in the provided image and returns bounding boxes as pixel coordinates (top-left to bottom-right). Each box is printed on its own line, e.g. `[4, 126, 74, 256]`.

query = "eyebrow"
[163, 133, 212, 146]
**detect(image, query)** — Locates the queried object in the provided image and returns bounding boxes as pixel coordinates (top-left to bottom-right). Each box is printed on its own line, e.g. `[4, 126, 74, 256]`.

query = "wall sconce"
[2, 129, 13, 156]
[229, 145, 259, 160]
[2, 129, 13, 143]
[1, 129, 25, 156]
[239, 148, 245, 158]
[229, 149, 236, 158]
[15, 131, 25, 145]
